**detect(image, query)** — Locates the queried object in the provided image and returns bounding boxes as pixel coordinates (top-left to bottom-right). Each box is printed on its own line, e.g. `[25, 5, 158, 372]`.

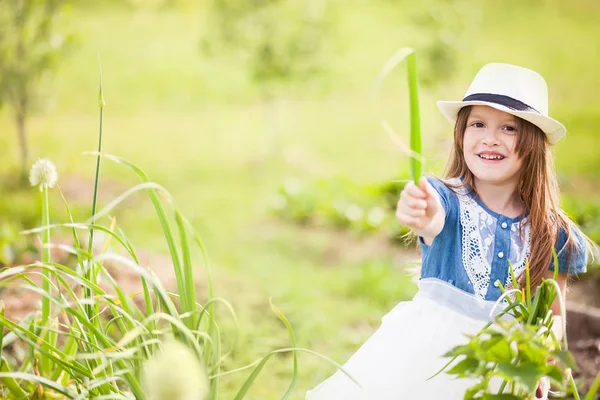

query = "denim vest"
[419, 177, 588, 302]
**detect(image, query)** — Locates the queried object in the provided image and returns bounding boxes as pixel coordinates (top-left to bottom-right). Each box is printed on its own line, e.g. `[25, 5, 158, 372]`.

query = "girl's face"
[463, 105, 523, 188]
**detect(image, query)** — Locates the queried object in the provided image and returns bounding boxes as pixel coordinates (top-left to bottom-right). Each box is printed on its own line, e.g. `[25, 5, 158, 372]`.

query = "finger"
[395, 212, 418, 228]
[399, 206, 426, 218]
[405, 197, 428, 210]
[419, 176, 429, 193]
[403, 181, 427, 199]
[396, 203, 426, 220]
[420, 177, 438, 199]
[396, 199, 427, 216]
[421, 180, 441, 210]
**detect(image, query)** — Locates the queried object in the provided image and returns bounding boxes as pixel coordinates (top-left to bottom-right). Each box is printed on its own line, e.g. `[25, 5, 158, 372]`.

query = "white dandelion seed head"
[142, 339, 209, 400]
[29, 158, 58, 191]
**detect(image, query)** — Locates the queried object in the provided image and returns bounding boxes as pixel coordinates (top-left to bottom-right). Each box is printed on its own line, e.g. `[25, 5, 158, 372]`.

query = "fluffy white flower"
[142, 339, 209, 400]
[29, 159, 58, 191]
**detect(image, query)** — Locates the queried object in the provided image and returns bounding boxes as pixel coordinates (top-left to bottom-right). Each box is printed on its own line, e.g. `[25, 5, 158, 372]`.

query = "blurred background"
[0, 0, 599, 398]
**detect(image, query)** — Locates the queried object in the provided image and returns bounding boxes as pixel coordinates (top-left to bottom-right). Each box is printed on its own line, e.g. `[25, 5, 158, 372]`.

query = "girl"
[305, 63, 592, 399]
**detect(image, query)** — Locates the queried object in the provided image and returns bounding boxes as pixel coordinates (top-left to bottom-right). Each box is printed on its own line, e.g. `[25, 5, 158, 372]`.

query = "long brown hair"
[445, 106, 585, 290]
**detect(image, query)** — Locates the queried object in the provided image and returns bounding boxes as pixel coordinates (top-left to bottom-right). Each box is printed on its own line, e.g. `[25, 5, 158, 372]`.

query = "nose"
[481, 127, 501, 146]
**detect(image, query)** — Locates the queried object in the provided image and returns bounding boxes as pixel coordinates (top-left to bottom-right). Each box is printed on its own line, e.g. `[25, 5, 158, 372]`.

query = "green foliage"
[563, 195, 600, 245]
[404, 0, 482, 88]
[0, 80, 338, 399]
[201, 0, 333, 93]
[0, 153, 320, 399]
[438, 260, 598, 399]
[269, 177, 411, 244]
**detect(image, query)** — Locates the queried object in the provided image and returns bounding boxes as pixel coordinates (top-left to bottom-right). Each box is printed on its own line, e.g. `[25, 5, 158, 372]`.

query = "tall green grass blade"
[552, 248, 559, 281]
[508, 260, 519, 293]
[41, 186, 51, 323]
[39, 185, 53, 376]
[115, 224, 156, 333]
[0, 315, 91, 378]
[0, 302, 4, 362]
[372, 47, 425, 183]
[406, 51, 422, 183]
[181, 216, 219, 383]
[57, 185, 85, 277]
[569, 373, 582, 400]
[51, 328, 80, 382]
[525, 259, 532, 310]
[584, 372, 600, 400]
[231, 347, 359, 400]
[0, 371, 80, 398]
[270, 299, 298, 400]
[85, 61, 106, 327]
[0, 357, 28, 398]
[175, 210, 196, 329]
[88, 154, 188, 333]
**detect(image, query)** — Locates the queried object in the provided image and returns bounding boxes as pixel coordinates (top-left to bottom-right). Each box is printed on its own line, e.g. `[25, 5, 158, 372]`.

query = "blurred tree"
[200, 0, 334, 158]
[390, 0, 482, 88]
[0, 0, 74, 181]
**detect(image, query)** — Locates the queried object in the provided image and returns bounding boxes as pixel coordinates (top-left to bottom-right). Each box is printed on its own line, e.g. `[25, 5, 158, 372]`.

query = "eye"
[470, 122, 484, 128]
[502, 125, 517, 133]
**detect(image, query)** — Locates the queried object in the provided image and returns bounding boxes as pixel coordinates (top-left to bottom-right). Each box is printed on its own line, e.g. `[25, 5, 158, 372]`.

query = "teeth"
[479, 154, 503, 160]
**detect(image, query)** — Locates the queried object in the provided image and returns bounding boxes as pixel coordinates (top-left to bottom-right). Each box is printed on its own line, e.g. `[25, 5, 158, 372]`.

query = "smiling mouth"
[478, 154, 505, 160]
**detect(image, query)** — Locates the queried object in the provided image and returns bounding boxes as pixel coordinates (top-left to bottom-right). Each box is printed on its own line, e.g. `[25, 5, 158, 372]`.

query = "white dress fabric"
[305, 279, 507, 400]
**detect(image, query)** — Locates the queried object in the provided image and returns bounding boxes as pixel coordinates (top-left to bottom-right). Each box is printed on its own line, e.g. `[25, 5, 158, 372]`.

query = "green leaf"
[482, 394, 522, 400]
[508, 260, 519, 291]
[482, 337, 513, 362]
[464, 382, 485, 400]
[269, 299, 298, 400]
[554, 350, 578, 370]
[406, 51, 422, 183]
[544, 364, 566, 389]
[0, 357, 28, 398]
[447, 357, 479, 377]
[495, 362, 545, 393]
[443, 344, 475, 358]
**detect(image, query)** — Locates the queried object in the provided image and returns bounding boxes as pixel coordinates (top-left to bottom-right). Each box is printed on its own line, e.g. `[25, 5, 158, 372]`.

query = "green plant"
[0, 75, 351, 399]
[437, 257, 600, 399]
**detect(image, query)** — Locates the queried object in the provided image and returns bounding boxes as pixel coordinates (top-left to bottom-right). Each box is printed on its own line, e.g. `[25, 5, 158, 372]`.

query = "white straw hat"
[437, 63, 566, 144]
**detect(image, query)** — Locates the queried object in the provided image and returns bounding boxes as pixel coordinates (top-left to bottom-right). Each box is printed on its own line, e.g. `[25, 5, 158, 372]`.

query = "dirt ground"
[565, 270, 600, 398]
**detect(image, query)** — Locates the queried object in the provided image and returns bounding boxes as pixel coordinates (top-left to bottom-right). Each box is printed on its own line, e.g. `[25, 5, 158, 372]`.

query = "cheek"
[507, 135, 518, 152]
[462, 132, 477, 150]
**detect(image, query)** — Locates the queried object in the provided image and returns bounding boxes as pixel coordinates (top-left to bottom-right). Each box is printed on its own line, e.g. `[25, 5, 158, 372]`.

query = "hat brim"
[437, 100, 566, 145]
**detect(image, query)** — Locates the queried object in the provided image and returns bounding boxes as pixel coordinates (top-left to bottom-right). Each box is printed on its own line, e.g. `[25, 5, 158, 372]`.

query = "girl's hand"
[395, 177, 445, 244]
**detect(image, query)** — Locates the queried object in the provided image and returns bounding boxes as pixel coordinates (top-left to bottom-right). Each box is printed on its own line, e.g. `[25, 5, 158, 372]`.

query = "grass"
[0, 0, 599, 398]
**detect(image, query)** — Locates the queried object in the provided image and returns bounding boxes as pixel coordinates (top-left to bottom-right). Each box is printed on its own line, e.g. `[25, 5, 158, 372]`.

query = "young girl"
[305, 63, 592, 399]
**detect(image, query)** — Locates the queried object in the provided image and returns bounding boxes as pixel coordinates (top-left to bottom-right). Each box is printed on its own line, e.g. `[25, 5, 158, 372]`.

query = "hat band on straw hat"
[462, 93, 540, 114]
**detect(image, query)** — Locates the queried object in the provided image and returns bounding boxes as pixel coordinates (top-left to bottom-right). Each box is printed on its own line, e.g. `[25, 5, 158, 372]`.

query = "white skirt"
[306, 279, 507, 400]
